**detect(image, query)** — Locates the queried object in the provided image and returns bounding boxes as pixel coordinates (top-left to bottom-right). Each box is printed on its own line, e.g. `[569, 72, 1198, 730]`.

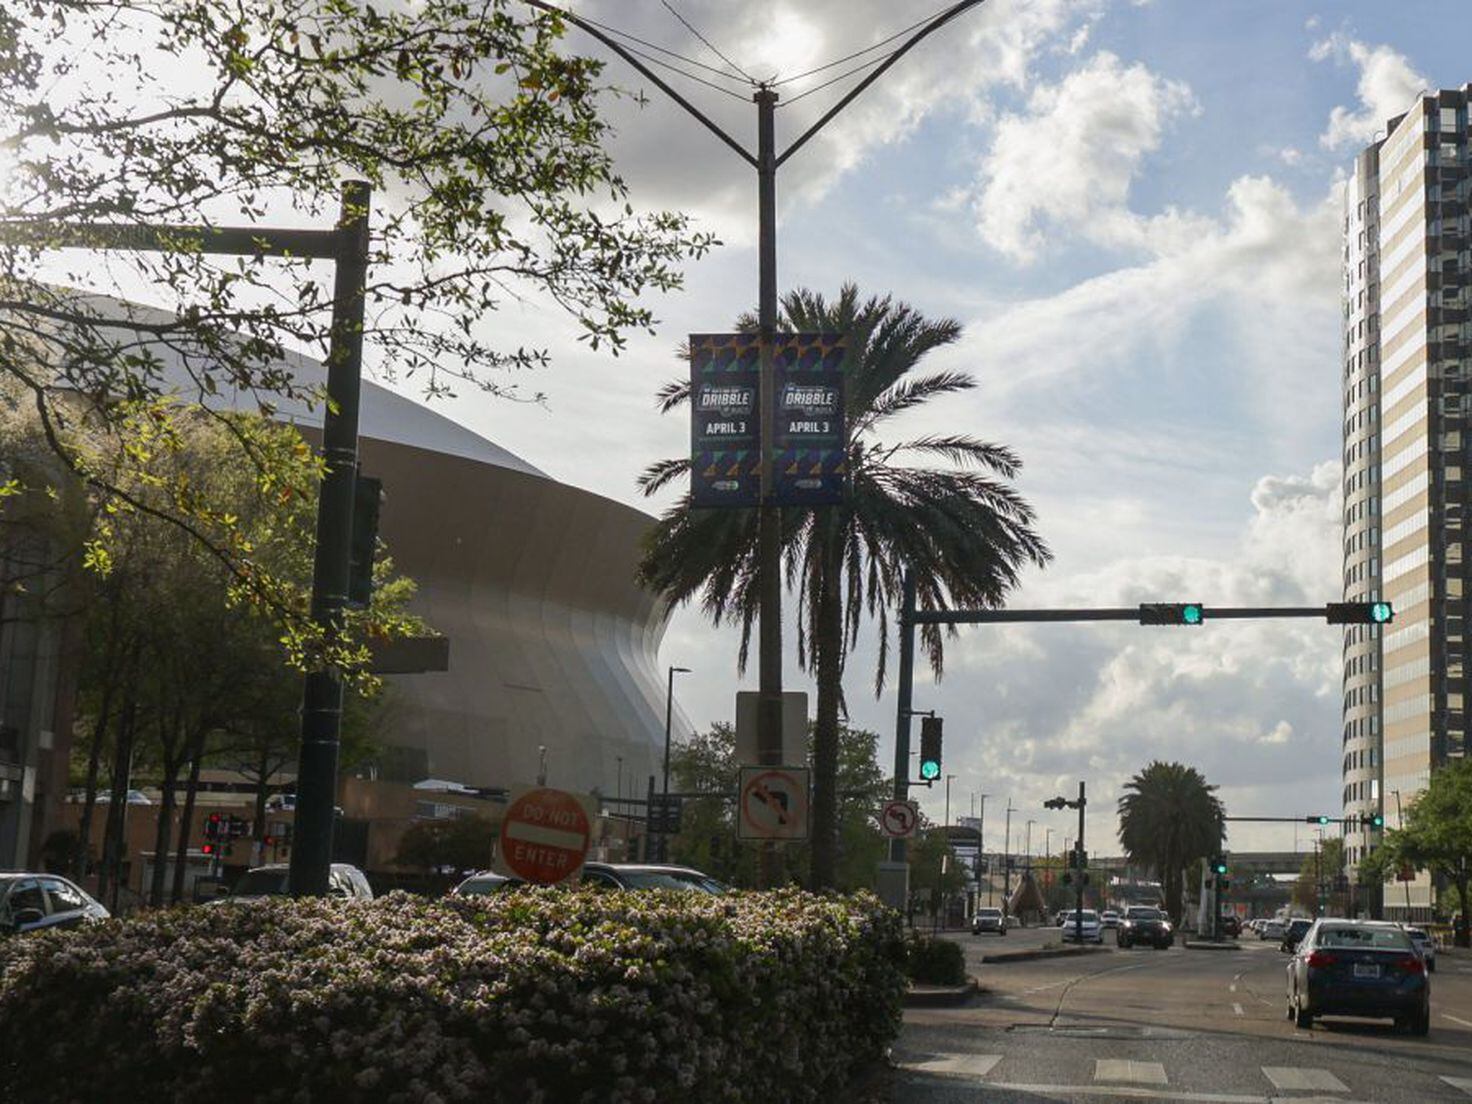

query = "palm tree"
[638, 284, 1050, 889]
[1117, 761, 1226, 925]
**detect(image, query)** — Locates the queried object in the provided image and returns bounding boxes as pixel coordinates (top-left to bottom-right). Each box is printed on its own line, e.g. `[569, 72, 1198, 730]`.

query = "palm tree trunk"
[809, 534, 845, 891]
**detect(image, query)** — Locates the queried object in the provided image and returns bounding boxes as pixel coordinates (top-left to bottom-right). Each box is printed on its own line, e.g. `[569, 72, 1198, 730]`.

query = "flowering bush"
[0, 888, 904, 1103]
[904, 931, 967, 985]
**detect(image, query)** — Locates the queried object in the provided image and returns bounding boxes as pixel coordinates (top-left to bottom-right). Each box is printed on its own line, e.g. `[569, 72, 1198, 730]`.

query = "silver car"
[1403, 926, 1437, 973]
[0, 873, 110, 933]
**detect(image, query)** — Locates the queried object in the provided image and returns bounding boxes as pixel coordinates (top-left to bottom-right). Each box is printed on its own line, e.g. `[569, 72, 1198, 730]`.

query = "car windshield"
[1127, 909, 1163, 920]
[1316, 926, 1413, 951]
[616, 870, 711, 891]
[978, 909, 1002, 917]
[231, 869, 289, 897]
[456, 877, 508, 896]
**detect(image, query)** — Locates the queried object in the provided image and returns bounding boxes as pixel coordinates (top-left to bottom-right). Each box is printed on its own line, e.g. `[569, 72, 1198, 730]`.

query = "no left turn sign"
[738, 766, 810, 841]
[880, 800, 918, 838]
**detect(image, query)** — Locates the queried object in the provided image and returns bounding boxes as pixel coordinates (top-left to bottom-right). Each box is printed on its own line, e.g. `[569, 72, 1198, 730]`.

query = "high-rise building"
[1342, 87, 1472, 922]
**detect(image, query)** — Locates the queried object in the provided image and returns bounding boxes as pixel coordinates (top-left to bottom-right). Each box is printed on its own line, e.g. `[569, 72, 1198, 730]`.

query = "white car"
[0, 873, 111, 933]
[1260, 919, 1287, 941]
[1404, 926, 1437, 972]
[1059, 909, 1104, 943]
[1100, 910, 1121, 929]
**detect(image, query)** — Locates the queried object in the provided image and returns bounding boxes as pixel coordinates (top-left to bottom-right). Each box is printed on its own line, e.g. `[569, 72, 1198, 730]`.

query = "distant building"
[1342, 87, 1472, 921]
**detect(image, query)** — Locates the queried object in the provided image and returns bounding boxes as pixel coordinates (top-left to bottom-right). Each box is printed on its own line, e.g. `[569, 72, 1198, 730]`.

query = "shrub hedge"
[0, 888, 904, 1103]
[903, 930, 967, 985]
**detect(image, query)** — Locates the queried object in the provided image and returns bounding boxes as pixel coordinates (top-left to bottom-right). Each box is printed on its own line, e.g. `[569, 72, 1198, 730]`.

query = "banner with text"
[773, 333, 846, 506]
[689, 333, 761, 508]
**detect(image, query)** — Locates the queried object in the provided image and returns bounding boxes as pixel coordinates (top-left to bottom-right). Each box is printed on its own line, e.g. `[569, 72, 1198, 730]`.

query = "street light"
[662, 666, 691, 797]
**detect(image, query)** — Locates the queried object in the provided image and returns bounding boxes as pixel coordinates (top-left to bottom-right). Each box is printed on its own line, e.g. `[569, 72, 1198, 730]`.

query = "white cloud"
[974, 51, 1199, 260]
[1311, 33, 1427, 150]
[1259, 721, 1294, 746]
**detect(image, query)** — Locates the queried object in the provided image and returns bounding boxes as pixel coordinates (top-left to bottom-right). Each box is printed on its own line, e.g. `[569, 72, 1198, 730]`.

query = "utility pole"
[1025, 819, 1034, 871]
[975, 792, 989, 910]
[1003, 799, 1015, 920]
[1044, 783, 1087, 944]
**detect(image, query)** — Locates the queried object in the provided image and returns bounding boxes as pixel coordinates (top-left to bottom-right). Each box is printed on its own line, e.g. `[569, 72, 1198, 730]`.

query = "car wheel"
[1412, 1007, 1431, 1036]
[1294, 996, 1313, 1030]
[1427, 959, 1435, 973]
[1285, 995, 1296, 1021]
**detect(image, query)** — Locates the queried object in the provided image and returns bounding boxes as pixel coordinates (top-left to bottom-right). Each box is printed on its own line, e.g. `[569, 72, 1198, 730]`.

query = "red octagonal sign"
[499, 787, 592, 885]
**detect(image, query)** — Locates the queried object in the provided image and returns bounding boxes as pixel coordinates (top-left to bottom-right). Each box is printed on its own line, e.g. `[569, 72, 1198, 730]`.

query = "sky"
[376, 0, 1472, 859]
[24, 1, 1466, 859]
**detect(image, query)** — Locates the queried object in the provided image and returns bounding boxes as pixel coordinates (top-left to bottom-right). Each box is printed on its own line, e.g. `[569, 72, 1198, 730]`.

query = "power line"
[770, 4, 952, 88]
[659, 0, 759, 86]
[617, 41, 752, 102]
[777, 49, 898, 109]
[578, 13, 757, 91]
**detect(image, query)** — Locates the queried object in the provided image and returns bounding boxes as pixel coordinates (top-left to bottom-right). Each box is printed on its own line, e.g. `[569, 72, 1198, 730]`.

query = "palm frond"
[636, 457, 691, 496]
[655, 377, 691, 413]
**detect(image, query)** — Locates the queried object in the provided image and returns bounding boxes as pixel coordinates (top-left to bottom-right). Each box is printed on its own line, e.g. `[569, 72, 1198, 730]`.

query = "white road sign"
[879, 799, 919, 838]
[737, 766, 810, 841]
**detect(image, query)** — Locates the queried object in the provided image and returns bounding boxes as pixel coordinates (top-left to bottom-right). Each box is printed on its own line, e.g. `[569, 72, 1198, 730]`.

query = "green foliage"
[1372, 761, 1472, 943]
[0, 0, 713, 673]
[394, 815, 496, 877]
[904, 930, 966, 986]
[1292, 837, 1344, 912]
[666, 721, 890, 891]
[0, 889, 904, 1102]
[908, 820, 967, 909]
[1117, 761, 1224, 925]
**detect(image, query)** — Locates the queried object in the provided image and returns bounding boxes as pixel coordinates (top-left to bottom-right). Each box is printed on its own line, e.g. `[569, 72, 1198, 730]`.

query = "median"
[0, 888, 906, 1103]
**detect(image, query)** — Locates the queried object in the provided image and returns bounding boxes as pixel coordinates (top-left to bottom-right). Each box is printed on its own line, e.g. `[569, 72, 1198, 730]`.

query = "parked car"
[1281, 918, 1313, 952]
[1260, 919, 1287, 941]
[94, 789, 152, 805]
[580, 863, 729, 893]
[1100, 910, 1121, 929]
[1058, 909, 1104, 944]
[1117, 905, 1174, 949]
[0, 873, 111, 933]
[452, 872, 523, 896]
[1219, 914, 1241, 938]
[1286, 919, 1430, 1034]
[211, 863, 374, 902]
[1403, 926, 1437, 973]
[972, 906, 1008, 936]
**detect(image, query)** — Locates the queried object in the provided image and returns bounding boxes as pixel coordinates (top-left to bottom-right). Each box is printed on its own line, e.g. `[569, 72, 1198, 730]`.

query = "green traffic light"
[1371, 814, 1385, 828]
[1370, 601, 1393, 624]
[1214, 861, 1228, 875]
[1317, 815, 1331, 825]
[920, 759, 941, 781]
[1183, 604, 1203, 625]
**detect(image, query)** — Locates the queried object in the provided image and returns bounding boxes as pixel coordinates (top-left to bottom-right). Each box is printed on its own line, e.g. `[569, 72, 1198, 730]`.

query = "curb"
[903, 976, 980, 1007]
[1184, 940, 1241, 951]
[980, 945, 1111, 964]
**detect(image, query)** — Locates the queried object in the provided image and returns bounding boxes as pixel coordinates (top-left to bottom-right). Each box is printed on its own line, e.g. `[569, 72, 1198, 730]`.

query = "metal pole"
[662, 665, 689, 797]
[1394, 789, 1411, 918]
[978, 793, 990, 907]
[1003, 799, 1014, 919]
[1025, 819, 1034, 870]
[288, 181, 371, 898]
[1075, 781, 1086, 946]
[890, 572, 917, 867]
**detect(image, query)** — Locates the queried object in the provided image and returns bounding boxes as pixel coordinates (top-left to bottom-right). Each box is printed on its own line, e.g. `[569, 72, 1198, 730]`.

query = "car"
[0, 873, 111, 933]
[94, 788, 153, 804]
[1403, 926, 1437, 973]
[1058, 909, 1104, 944]
[1219, 914, 1241, 938]
[579, 863, 729, 893]
[452, 871, 523, 896]
[1100, 910, 1121, 929]
[212, 862, 374, 902]
[1281, 918, 1313, 953]
[972, 906, 1008, 936]
[1260, 919, 1287, 941]
[1117, 905, 1174, 949]
[1286, 919, 1430, 1034]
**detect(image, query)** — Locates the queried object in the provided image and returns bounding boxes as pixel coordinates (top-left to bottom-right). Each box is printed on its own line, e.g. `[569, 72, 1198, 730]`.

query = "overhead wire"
[658, 0, 759, 86]
[615, 41, 753, 102]
[769, 4, 952, 88]
[776, 48, 899, 109]
[577, 13, 758, 92]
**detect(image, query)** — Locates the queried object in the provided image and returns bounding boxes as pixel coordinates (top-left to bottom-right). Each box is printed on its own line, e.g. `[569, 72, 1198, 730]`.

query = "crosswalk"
[895, 1052, 1472, 1100]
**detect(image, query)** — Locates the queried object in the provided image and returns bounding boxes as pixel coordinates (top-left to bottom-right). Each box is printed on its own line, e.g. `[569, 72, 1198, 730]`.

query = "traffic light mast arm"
[910, 604, 1392, 625]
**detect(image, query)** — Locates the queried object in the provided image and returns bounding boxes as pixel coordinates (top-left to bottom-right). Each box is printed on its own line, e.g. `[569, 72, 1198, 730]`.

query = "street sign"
[647, 794, 683, 835]
[734, 690, 809, 766]
[495, 786, 594, 885]
[690, 333, 761, 507]
[772, 333, 846, 506]
[738, 766, 810, 840]
[879, 799, 919, 838]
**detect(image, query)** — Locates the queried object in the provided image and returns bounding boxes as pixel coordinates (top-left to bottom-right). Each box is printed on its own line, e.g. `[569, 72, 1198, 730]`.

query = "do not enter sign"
[496, 786, 593, 885]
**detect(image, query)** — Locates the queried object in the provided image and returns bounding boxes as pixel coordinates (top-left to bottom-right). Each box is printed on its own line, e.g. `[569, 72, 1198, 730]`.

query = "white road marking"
[984, 1084, 1262, 1103]
[1233, 1002, 1244, 1016]
[1095, 1059, 1168, 1085]
[1443, 1013, 1472, 1028]
[1229, 983, 1238, 992]
[1441, 1075, 1472, 1096]
[1261, 1066, 1348, 1092]
[900, 1053, 1002, 1078]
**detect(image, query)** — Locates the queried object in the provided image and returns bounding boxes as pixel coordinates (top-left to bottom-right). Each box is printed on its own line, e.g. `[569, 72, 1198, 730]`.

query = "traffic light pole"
[1074, 782, 1086, 947]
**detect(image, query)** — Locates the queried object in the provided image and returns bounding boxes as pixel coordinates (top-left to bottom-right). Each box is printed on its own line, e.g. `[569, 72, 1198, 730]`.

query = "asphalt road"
[888, 928, 1472, 1102]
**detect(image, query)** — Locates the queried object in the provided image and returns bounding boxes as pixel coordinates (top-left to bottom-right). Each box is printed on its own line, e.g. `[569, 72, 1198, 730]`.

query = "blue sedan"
[1286, 919, 1430, 1035]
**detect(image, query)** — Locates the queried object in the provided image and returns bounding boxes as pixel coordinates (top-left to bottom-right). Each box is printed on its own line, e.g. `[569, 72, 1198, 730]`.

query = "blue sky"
[396, 0, 1470, 854]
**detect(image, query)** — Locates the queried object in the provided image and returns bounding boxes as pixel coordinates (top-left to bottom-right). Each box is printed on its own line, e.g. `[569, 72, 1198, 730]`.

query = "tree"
[395, 815, 497, 881]
[0, 0, 713, 670]
[1292, 836, 1344, 916]
[639, 285, 1050, 888]
[1117, 761, 1225, 926]
[1368, 761, 1472, 946]
[665, 720, 890, 891]
[908, 819, 966, 925]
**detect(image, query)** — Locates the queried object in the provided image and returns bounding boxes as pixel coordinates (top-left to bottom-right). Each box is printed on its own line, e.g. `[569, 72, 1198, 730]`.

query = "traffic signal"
[1061, 872, 1073, 886]
[1211, 857, 1228, 876]
[1370, 813, 1385, 828]
[205, 812, 223, 842]
[1306, 815, 1333, 825]
[1217, 877, 1230, 893]
[1043, 796, 1068, 810]
[918, 716, 943, 781]
[1139, 602, 1205, 626]
[348, 474, 383, 607]
[202, 842, 216, 856]
[1326, 601, 1394, 625]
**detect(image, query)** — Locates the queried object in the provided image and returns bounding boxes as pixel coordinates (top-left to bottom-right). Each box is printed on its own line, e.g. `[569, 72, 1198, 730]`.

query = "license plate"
[1353, 963, 1381, 978]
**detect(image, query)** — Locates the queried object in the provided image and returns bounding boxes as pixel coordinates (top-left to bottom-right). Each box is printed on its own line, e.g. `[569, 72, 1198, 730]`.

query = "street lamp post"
[1025, 819, 1034, 871]
[1003, 800, 1015, 920]
[662, 666, 691, 797]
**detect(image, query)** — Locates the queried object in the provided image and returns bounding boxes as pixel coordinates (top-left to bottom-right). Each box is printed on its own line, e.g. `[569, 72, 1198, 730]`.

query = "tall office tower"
[1342, 87, 1472, 922]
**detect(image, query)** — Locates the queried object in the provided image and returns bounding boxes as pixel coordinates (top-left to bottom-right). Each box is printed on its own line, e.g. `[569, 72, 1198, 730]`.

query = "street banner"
[690, 333, 761, 507]
[773, 333, 846, 506]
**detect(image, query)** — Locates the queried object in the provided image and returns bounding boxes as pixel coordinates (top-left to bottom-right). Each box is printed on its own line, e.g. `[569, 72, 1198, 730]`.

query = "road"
[887, 926, 1472, 1102]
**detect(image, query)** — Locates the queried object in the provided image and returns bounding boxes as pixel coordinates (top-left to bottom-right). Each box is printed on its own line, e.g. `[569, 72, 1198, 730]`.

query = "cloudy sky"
[383, 0, 1472, 857]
